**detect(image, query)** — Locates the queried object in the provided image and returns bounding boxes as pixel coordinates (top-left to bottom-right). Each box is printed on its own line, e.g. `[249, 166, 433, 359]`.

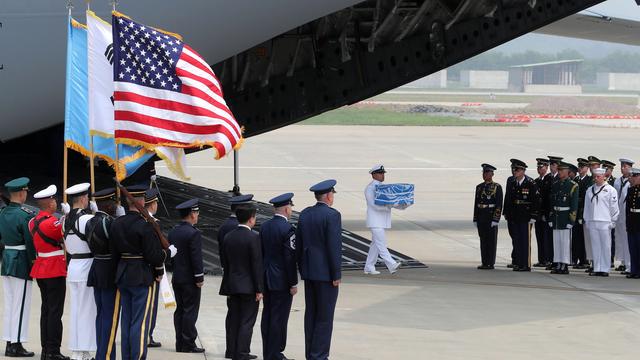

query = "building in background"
[597, 72, 640, 91]
[460, 70, 509, 89]
[403, 70, 447, 89]
[509, 59, 583, 94]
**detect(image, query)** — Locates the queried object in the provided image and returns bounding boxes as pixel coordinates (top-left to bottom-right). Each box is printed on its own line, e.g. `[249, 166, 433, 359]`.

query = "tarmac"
[6, 123, 640, 359]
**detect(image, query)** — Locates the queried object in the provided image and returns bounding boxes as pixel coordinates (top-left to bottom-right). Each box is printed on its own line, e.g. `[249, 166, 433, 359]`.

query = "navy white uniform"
[260, 193, 298, 360]
[296, 180, 342, 360]
[584, 169, 619, 275]
[169, 199, 205, 353]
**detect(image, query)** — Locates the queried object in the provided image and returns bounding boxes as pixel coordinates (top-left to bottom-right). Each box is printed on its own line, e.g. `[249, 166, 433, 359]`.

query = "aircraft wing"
[535, 13, 640, 46]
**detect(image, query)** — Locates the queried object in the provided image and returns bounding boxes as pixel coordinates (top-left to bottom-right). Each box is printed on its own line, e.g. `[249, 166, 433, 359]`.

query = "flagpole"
[115, 143, 121, 202]
[89, 135, 96, 198]
[63, 145, 68, 203]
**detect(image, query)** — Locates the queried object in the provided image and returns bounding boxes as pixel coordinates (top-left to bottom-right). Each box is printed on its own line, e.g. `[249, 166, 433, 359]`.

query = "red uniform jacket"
[28, 211, 67, 279]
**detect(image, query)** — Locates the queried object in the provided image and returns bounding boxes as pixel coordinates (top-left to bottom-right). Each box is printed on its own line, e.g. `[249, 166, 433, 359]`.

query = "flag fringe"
[114, 137, 243, 160]
[154, 149, 190, 182]
[112, 11, 183, 41]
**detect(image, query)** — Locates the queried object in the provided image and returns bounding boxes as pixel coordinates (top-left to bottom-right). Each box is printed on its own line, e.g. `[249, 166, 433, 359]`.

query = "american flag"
[111, 13, 242, 158]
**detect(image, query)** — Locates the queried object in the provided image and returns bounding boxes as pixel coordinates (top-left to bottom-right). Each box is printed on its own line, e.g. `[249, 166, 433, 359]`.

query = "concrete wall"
[460, 70, 509, 89]
[404, 70, 447, 88]
[597, 72, 640, 91]
[524, 84, 582, 94]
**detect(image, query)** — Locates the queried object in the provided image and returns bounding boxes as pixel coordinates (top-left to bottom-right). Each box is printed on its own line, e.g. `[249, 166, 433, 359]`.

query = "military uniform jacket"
[64, 209, 94, 282]
[365, 180, 391, 229]
[0, 202, 36, 279]
[219, 226, 264, 296]
[535, 174, 554, 221]
[549, 178, 579, 229]
[110, 211, 167, 287]
[575, 174, 592, 221]
[29, 210, 66, 279]
[473, 181, 503, 223]
[584, 183, 619, 223]
[503, 176, 539, 222]
[260, 214, 298, 292]
[169, 221, 204, 284]
[296, 202, 342, 282]
[217, 215, 238, 264]
[614, 177, 631, 227]
[86, 212, 118, 289]
[626, 185, 640, 233]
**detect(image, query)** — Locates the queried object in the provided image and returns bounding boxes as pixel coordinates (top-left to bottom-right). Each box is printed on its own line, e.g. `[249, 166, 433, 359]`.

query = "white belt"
[630, 209, 640, 213]
[37, 250, 65, 258]
[477, 204, 496, 208]
[554, 206, 570, 211]
[4, 245, 26, 251]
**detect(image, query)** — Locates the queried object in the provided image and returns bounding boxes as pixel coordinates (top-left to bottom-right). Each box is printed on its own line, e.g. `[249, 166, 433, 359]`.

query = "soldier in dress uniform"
[85, 188, 123, 360]
[29, 185, 69, 360]
[548, 162, 579, 274]
[219, 202, 263, 360]
[625, 168, 640, 279]
[144, 189, 162, 349]
[218, 194, 255, 360]
[296, 179, 342, 360]
[584, 168, 619, 277]
[0, 177, 36, 357]
[473, 164, 503, 270]
[503, 160, 538, 272]
[63, 183, 97, 360]
[533, 158, 553, 268]
[110, 185, 176, 360]
[544, 156, 563, 270]
[601, 160, 618, 266]
[613, 158, 634, 274]
[364, 165, 400, 275]
[169, 199, 205, 354]
[260, 193, 298, 360]
[572, 158, 591, 269]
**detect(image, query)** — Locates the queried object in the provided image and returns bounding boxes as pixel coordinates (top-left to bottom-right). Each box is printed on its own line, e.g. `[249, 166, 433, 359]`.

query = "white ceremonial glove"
[168, 245, 178, 258]
[89, 201, 98, 213]
[578, 219, 583, 225]
[529, 219, 536, 224]
[473, 222, 478, 228]
[60, 202, 71, 215]
[566, 224, 573, 229]
[491, 221, 499, 228]
[541, 215, 546, 222]
[548, 222, 553, 228]
[150, 174, 157, 182]
[115, 205, 126, 217]
[609, 222, 616, 229]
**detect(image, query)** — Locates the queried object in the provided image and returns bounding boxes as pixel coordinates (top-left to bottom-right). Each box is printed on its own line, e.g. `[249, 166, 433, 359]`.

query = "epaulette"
[20, 206, 35, 215]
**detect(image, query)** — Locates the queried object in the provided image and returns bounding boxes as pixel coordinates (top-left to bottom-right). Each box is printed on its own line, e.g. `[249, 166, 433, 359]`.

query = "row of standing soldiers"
[473, 156, 640, 278]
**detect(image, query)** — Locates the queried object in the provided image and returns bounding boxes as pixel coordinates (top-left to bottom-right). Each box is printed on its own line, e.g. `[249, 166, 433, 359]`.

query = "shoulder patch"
[20, 206, 34, 215]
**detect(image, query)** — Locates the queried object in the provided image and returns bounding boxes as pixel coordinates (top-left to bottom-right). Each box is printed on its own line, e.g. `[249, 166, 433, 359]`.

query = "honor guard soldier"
[614, 158, 634, 273]
[547, 162, 579, 274]
[296, 180, 342, 360]
[219, 201, 263, 360]
[260, 193, 298, 360]
[533, 158, 554, 268]
[63, 183, 97, 360]
[503, 160, 538, 271]
[584, 168, 619, 277]
[583, 156, 602, 271]
[144, 189, 162, 349]
[364, 165, 400, 275]
[218, 194, 255, 360]
[85, 188, 122, 360]
[169, 199, 205, 354]
[625, 168, 640, 279]
[110, 185, 176, 360]
[0, 177, 36, 357]
[572, 158, 591, 269]
[548, 156, 563, 181]
[29, 185, 69, 360]
[473, 164, 503, 270]
[602, 160, 617, 186]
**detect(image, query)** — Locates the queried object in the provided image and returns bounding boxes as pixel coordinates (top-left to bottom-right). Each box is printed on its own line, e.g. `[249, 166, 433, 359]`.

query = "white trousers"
[68, 281, 97, 351]
[552, 229, 571, 265]
[587, 221, 612, 273]
[584, 223, 592, 260]
[615, 225, 631, 268]
[2, 276, 32, 343]
[365, 228, 397, 271]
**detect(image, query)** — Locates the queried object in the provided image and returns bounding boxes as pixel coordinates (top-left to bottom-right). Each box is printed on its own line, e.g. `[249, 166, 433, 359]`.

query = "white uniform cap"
[369, 164, 386, 174]
[619, 158, 635, 165]
[592, 167, 606, 175]
[34, 185, 57, 199]
[631, 168, 640, 175]
[65, 183, 90, 195]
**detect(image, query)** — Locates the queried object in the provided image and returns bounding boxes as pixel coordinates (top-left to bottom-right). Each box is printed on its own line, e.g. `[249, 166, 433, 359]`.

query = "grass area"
[300, 107, 517, 126]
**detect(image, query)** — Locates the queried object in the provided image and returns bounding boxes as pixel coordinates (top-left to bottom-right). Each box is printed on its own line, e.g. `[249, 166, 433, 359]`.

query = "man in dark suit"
[296, 179, 342, 360]
[219, 203, 263, 360]
[169, 198, 205, 353]
[260, 193, 298, 360]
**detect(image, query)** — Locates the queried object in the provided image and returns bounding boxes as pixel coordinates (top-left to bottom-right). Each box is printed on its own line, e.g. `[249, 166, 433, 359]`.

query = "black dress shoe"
[148, 339, 162, 348]
[507, 264, 514, 268]
[533, 262, 544, 267]
[178, 347, 205, 353]
[626, 274, 640, 279]
[46, 353, 70, 360]
[585, 267, 593, 273]
[601, 272, 609, 277]
[615, 265, 626, 272]
[249, 355, 258, 359]
[6, 343, 35, 357]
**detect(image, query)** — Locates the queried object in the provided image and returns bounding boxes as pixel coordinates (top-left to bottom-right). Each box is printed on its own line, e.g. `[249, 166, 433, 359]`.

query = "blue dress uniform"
[260, 193, 298, 360]
[143, 189, 162, 349]
[85, 188, 119, 360]
[473, 164, 503, 269]
[503, 160, 539, 271]
[625, 168, 640, 279]
[533, 158, 554, 267]
[296, 180, 342, 360]
[110, 186, 168, 360]
[169, 199, 205, 353]
[218, 194, 253, 359]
